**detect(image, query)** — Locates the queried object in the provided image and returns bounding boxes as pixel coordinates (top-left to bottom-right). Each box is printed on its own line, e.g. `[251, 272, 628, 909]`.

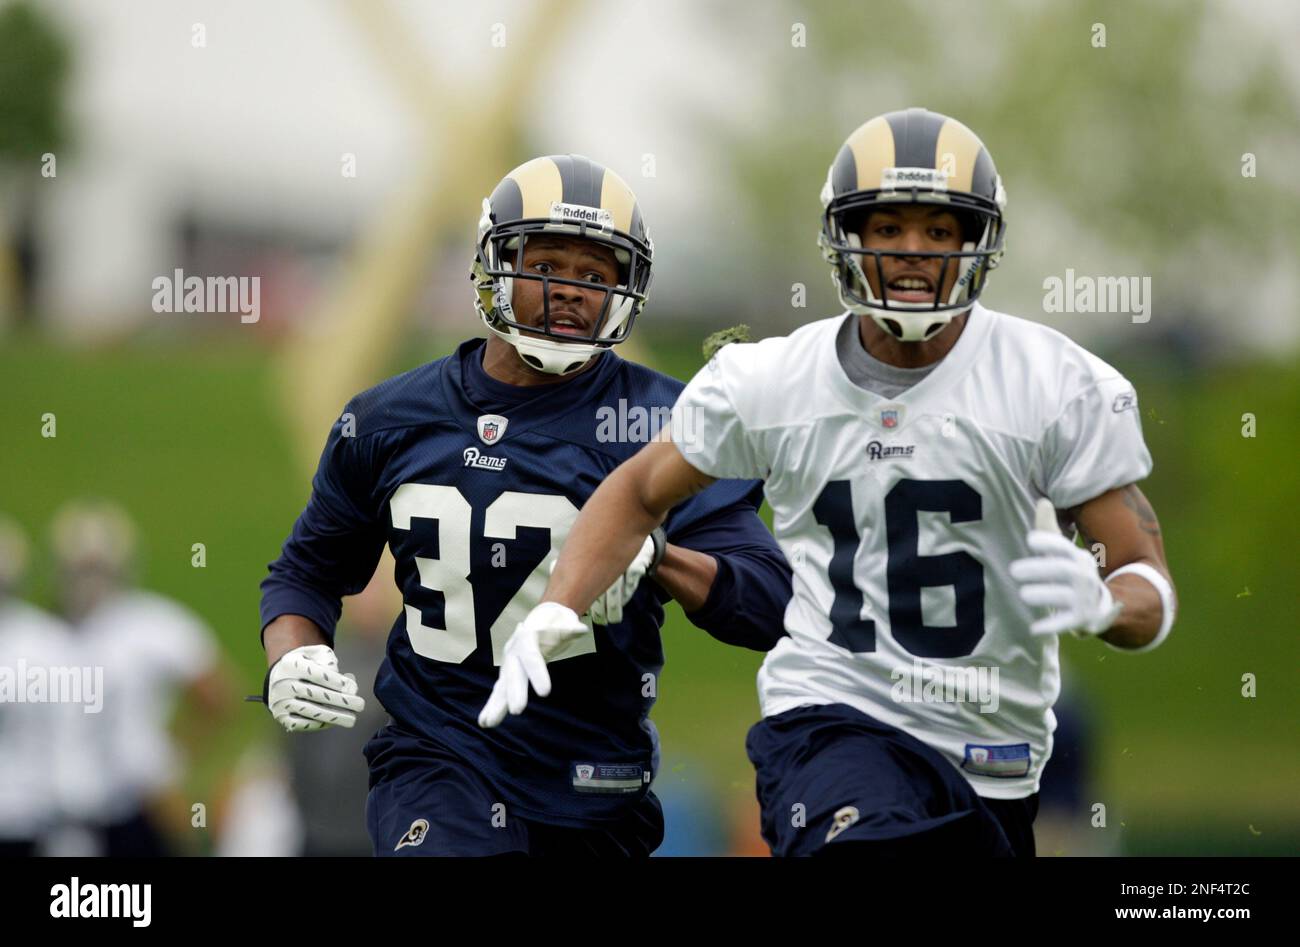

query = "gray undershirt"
[835, 313, 938, 399]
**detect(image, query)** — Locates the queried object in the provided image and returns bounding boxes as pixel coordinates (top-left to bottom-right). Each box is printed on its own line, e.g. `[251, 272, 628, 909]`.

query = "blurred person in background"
[259, 155, 792, 857]
[0, 514, 75, 856]
[1031, 670, 1117, 856]
[51, 499, 233, 856]
[211, 744, 303, 858]
[284, 553, 394, 856]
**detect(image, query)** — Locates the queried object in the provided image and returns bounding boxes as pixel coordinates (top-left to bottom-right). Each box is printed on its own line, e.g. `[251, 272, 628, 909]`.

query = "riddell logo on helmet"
[880, 167, 949, 191]
[549, 202, 614, 231]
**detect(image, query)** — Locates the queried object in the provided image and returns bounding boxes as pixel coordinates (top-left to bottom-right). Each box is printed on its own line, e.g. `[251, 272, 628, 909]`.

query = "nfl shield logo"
[576, 764, 595, 781]
[881, 409, 899, 429]
[477, 414, 508, 445]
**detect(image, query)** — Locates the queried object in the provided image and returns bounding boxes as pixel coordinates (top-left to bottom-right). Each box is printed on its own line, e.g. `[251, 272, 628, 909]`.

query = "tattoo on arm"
[1121, 484, 1161, 537]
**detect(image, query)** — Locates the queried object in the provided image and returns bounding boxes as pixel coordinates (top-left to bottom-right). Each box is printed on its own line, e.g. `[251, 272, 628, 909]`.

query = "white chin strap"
[482, 313, 605, 375]
[839, 226, 985, 342]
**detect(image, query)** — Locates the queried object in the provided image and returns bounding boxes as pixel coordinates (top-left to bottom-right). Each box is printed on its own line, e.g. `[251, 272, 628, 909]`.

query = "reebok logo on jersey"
[463, 447, 508, 471]
[866, 440, 916, 461]
[395, 818, 429, 850]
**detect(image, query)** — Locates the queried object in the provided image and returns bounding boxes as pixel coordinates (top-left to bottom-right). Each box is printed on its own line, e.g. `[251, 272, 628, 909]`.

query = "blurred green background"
[1, 326, 1296, 854]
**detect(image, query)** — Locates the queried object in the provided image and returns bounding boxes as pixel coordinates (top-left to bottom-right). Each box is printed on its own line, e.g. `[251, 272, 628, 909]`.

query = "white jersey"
[671, 303, 1152, 798]
[0, 599, 77, 836]
[70, 590, 218, 821]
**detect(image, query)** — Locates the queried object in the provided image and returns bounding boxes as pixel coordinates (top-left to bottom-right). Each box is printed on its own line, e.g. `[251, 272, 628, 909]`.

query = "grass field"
[1, 325, 1295, 854]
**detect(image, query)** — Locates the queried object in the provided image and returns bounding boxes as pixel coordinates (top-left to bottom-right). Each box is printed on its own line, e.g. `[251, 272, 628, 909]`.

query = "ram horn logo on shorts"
[825, 805, 861, 843]
[395, 818, 430, 851]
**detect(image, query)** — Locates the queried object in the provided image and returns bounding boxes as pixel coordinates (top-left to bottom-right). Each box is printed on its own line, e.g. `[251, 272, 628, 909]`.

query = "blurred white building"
[25, 0, 1300, 352]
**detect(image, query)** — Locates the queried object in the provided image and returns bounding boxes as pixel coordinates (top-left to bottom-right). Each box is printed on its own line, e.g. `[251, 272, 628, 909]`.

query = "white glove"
[477, 602, 588, 729]
[562, 534, 658, 626]
[265, 644, 365, 732]
[1009, 499, 1123, 637]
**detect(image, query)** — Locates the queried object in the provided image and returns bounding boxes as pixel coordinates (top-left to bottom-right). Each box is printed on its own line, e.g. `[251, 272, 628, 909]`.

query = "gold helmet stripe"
[599, 167, 637, 235]
[935, 117, 985, 194]
[507, 156, 565, 219]
[846, 115, 898, 192]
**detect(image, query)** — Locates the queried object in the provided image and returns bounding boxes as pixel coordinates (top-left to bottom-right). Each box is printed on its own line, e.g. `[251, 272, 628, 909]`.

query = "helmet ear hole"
[841, 208, 868, 241]
[956, 211, 983, 245]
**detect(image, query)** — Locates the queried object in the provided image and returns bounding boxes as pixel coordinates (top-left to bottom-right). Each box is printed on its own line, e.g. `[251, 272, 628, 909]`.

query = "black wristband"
[647, 526, 668, 576]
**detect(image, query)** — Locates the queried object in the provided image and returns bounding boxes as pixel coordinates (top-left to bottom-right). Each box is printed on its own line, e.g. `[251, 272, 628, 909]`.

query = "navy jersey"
[261, 339, 792, 827]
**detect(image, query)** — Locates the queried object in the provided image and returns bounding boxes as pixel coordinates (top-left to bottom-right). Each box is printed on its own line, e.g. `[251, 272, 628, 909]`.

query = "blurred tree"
[278, 0, 585, 475]
[0, 0, 71, 326]
[698, 0, 1300, 347]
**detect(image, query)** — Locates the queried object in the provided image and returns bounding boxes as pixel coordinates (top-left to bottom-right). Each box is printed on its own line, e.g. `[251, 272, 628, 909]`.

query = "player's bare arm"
[650, 541, 719, 612]
[544, 433, 716, 618]
[1069, 483, 1176, 650]
[262, 613, 329, 667]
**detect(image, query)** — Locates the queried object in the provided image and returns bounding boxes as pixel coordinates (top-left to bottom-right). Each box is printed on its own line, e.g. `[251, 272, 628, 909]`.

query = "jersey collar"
[440, 338, 624, 442]
[827, 302, 996, 432]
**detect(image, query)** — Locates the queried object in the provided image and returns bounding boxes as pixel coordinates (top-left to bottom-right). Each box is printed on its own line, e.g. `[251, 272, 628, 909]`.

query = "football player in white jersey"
[0, 515, 79, 856]
[482, 108, 1177, 857]
[52, 500, 232, 856]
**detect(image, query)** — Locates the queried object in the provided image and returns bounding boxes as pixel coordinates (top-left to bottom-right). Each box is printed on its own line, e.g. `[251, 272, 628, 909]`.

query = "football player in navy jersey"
[258, 154, 793, 856]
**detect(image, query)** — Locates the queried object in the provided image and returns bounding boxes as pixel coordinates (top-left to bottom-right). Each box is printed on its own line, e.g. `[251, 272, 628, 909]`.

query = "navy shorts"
[364, 724, 664, 857]
[746, 704, 1038, 857]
